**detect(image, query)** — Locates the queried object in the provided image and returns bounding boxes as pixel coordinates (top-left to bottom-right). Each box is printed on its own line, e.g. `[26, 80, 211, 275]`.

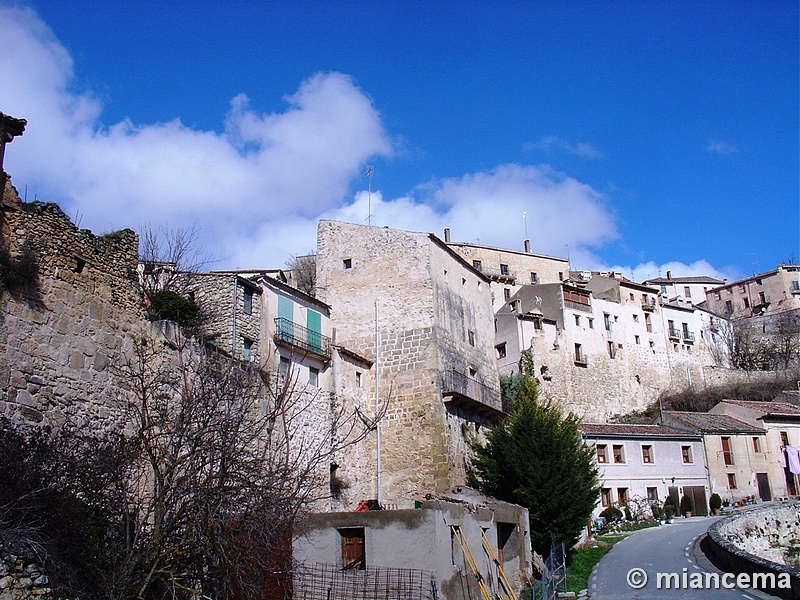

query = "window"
[607, 341, 616, 359]
[742, 297, 750, 309]
[721, 437, 734, 466]
[792, 281, 800, 291]
[596, 444, 608, 463]
[309, 366, 319, 387]
[681, 445, 693, 464]
[601, 488, 612, 507]
[641, 445, 653, 463]
[242, 339, 253, 362]
[629, 293, 635, 302]
[613, 445, 625, 464]
[725, 300, 733, 314]
[635, 335, 641, 345]
[781, 431, 790, 446]
[531, 272, 538, 283]
[647, 487, 659, 502]
[633, 314, 639, 323]
[243, 288, 253, 314]
[727, 473, 737, 489]
[343, 258, 352, 269]
[752, 437, 761, 453]
[574, 315, 580, 326]
[558, 272, 564, 281]
[500, 264, 509, 276]
[604, 313, 612, 331]
[503, 288, 511, 301]
[738, 283, 746, 293]
[495, 343, 507, 359]
[472, 259, 482, 271]
[355, 372, 362, 388]
[339, 528, 366, 570]
[684, 286, 691, 298]
[645, 313, 652, 333]
[279, 356, 290, 377]
[468, 330, 475, 346]
[574, 343, 586, 365]
[588, 318, 594, 329]
[714, 291, 721, 300]
[758, 292, 767, 304]
[617, 488, 629, 505]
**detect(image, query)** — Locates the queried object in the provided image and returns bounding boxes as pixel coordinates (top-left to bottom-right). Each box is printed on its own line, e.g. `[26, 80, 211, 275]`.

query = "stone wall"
[0, 189, 148, 431]
[0, 552, 50, 600]
[706, 502, 800, 600]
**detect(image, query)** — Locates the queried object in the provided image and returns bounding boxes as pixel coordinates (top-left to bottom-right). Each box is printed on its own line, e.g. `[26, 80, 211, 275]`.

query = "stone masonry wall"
[1, 191, 149, 431]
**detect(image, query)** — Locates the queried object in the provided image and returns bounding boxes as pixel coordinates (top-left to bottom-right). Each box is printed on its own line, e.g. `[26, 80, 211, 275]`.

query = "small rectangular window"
[500, 264, 509, 276]
[613, 445, 625, 464]
[339, 527, 366, 570]
[574, 315, 580, 326]
[495, 343, 507, 359]
[596, 444, 607, 463]
[752, 437, 761, 453]
[558, 272, 564, 281]
[682, 445, 692, 464]
[343, 258, 353, 269]
[601, 488, 612, 507]
[727, 473, 737, 489]
[243, 339, 253, 362]
[468, 330, 475, 346]
[503, 288, 511, 301]
[243, 288, 253, 314]
[641, 445, 653, 463]
[635, 335, 641, 345]
[309, 366, 319, 387]
[472, 260, 482, 271]
[617, 487, 628, 505]
[684, 286, 691, 297]
[355, 372, 362, 388]
[721, 437, 734, 466]
[647, 487, 659, 502]
[531, 272, 538, 283]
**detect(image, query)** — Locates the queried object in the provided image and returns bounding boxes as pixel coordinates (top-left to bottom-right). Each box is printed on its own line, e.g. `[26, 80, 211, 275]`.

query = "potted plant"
[651, 504, 665, 524]
[663, 497, 676, 523]
[680, 493, 694, 518]
[709, 493, 722, 516]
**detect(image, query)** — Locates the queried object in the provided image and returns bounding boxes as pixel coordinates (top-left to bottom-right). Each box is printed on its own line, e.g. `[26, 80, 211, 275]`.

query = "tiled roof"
[717, 400, 800, 418]
[662, 411, 763, 434]
[580, 423, 699, 439]
[643, 276, 725, 285]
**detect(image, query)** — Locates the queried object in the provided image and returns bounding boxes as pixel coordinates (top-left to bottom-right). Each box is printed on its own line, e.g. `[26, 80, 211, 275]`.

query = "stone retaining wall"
[705, 502, 800, 600]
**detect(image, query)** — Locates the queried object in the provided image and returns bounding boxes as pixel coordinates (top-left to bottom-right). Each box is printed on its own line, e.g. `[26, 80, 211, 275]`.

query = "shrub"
[680, 493, 694, 514]
[600, 506, 624, 523]
[651, 505, 664, 520]
[147, 290, 198, 326]
[709, 493, 722, 511]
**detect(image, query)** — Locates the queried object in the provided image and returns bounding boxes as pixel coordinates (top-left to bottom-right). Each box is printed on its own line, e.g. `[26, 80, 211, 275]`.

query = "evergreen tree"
[469, 373, 599, 555]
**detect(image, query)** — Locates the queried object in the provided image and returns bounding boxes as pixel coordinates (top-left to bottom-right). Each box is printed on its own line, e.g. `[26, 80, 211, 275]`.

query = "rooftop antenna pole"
[365, 165, 374, 226]
[523, 211, 528, 239]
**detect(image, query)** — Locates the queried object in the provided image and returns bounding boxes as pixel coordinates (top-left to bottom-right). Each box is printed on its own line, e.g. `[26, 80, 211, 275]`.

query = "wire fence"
[293, 563, 438, 600]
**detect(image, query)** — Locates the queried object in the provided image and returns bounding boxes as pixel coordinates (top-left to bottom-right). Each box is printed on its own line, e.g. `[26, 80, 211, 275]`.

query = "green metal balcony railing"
[274, 317, 331, 359]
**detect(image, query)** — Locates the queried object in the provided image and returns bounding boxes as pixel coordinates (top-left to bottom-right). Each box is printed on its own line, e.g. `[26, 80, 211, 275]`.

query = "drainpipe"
[231, 277, 238, 359]
[375, 300, 382, 504]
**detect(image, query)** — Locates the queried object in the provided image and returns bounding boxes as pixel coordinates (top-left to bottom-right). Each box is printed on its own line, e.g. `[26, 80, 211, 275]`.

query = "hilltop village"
[2, 158, 800, 599]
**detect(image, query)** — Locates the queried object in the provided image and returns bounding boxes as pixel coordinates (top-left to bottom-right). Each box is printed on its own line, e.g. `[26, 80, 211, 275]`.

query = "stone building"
[315, 220, 503, 507]
[704, 264, 800, 320]
[444, 231, 569, 312]
[642, 272, 725, 306]
[0, 182, 147, 431]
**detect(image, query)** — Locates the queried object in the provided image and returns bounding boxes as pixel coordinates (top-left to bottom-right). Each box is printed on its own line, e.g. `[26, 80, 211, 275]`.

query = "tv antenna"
[364, 165, 374, 225]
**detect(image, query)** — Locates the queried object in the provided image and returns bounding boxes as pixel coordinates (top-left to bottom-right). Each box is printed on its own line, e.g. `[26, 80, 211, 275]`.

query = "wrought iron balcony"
[440, 368, 503, 415]
[668, 327, 681, 340]
[274, 317, 331, 360]
[683, 330, 695, 343]
[574, 350, 588, 366]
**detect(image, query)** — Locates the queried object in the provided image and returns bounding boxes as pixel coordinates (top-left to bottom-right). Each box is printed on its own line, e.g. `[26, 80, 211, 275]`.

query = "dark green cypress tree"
[469, 373, 599, 555]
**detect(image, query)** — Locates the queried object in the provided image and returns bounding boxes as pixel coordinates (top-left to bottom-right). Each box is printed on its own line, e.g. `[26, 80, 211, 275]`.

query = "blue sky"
[1, 1, 797, 281]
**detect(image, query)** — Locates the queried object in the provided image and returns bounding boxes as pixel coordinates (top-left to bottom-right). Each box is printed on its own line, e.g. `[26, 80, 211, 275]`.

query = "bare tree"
[285, 252, 316, 297]
[139, 224, 214, 300]
[109, 334, 378, 599]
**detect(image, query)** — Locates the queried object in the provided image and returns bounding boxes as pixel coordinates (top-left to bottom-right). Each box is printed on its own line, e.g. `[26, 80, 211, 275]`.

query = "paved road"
[590, 518, 779, 599]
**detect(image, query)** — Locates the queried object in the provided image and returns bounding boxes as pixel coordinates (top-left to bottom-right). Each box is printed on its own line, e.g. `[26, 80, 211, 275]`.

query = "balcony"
[683, 330, 695, 343]
[274, 317, 331, 360]
[475, 265, 515, 284]
[574, 351, 588, 367]
[668, 327, 681, 340]
[641, 302, 656, 312]
[440, 368, 504, 417]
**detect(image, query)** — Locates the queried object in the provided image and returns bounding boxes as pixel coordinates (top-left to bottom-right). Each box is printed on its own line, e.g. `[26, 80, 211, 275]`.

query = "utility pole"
[364, 165, 374, 226]
[0, 112, 27, 205]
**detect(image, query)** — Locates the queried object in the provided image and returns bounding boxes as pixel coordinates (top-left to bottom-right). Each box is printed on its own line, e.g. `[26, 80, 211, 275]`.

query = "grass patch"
[565, 535, 627, 593]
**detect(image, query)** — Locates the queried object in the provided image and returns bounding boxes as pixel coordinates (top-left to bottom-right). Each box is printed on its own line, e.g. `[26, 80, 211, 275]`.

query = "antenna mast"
[365, 165, 374, 225]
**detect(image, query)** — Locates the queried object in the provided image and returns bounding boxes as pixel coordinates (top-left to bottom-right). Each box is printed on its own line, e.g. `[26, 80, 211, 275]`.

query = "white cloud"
[0, 5, 393, 266]
[706, 139, 738, 155]
[0, 5, 733, 284]
[606, 259, 737, 284]
[525, 135, 604, 159]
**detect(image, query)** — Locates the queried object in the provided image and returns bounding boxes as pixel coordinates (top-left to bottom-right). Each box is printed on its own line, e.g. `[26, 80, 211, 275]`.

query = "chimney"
[524, 239, 531, 253]
[444, 228, 451, 243]
[666, 270, 672, 280]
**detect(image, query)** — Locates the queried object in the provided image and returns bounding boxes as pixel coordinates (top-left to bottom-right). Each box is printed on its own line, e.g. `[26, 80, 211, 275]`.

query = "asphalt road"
[590, 518, 780, 600]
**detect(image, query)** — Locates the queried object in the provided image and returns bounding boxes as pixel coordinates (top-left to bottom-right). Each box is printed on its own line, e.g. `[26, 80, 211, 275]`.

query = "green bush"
[147, 290, 198, 326]
[709, 493, 722, 511]
[680, 493, 694, 514]
[600, 506, 624, 523]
